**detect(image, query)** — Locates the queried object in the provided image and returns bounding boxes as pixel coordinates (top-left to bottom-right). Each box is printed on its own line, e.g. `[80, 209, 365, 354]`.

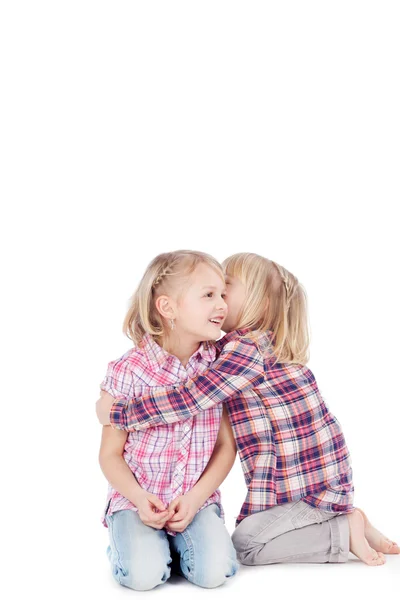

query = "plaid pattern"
[110, 329, 354, 526]
[101, 333, 223, 535]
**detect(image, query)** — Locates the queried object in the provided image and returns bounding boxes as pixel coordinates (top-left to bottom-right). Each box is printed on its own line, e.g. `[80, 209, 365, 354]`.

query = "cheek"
[183, 303, 207, 323]
[224, 302, 236, 321]
[238, 291, 246, 309]
[226, 293, 238, 311]
[178, 306, 196, 325]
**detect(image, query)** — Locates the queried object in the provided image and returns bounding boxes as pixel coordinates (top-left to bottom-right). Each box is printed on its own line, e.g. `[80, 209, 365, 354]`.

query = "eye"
[221, 293, 227, 299]
[205, 292, 213, 298]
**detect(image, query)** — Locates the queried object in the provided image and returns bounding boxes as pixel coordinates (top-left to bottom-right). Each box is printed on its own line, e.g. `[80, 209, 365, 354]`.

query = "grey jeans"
[232, 500, 349, 565]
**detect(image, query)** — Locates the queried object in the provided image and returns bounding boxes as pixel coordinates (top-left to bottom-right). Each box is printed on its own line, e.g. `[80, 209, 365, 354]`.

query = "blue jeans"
[105, 503, 238, 591]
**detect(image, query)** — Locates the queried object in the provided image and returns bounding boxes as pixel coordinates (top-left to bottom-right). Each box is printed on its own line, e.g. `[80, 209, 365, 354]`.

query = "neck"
[163, 332, 201, 367]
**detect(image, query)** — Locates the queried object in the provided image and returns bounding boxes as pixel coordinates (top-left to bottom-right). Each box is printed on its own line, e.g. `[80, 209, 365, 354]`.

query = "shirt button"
[183, 424, 190, 433]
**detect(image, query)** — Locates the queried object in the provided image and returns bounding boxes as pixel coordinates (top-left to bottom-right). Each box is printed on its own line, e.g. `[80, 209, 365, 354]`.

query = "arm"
[99, 426, 142, 504]
[166, 405, 237, 532]
[106, 337, 265, 431]
[99, 426, 174, 529]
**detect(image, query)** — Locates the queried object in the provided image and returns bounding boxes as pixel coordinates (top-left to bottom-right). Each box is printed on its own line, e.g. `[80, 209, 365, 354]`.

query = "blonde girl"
[98, 250, 238, 590]
[98, 253, 399, 567]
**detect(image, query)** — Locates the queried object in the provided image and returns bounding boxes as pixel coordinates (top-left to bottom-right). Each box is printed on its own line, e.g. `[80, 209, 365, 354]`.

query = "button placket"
[171, 418, 192, 495]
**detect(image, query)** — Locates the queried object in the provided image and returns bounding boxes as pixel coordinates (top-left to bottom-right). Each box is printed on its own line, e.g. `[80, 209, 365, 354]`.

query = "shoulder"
[105, 347, 142, 373]
[216, 330, 265, 361]
[102, 346, 146, 391]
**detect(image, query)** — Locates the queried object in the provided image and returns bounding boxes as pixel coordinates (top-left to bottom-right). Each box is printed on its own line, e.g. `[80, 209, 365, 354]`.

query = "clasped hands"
[135, 490, 200, 533]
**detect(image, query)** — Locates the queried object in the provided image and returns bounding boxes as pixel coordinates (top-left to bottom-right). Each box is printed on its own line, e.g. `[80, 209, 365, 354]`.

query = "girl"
[98, 250, 238, 591]
[97, 252, 399, 568]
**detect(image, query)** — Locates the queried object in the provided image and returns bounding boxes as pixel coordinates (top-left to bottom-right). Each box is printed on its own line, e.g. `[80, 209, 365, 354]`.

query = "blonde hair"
[123, 250, 224, 347]
[222, 253, 310, 365]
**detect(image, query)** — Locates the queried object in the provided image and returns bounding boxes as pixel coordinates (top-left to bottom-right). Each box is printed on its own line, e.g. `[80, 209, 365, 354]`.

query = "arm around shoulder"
[121, 337, 265, 429]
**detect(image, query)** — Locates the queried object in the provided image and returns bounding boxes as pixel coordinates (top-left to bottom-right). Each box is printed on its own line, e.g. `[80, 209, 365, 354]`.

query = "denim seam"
[106, 515, 125, 580]
[180, 527, 196, 582]
[328, 516, 340, 562]
[328, 515, 349, 563]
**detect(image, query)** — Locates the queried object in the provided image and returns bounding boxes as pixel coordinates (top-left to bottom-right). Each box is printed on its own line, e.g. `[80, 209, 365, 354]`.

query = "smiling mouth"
[209, 318, 224, 326]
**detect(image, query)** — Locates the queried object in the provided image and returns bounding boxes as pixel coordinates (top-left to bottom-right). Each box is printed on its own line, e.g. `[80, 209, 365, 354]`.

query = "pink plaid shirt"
[100, 334, 223, 535]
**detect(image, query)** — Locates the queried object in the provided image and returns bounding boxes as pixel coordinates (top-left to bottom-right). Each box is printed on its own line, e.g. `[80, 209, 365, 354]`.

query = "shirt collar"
[218, 328, 252, 344]
[218, 328, 273, 352]
[195, 340, 216, 363]
[139, 333, 216, 372]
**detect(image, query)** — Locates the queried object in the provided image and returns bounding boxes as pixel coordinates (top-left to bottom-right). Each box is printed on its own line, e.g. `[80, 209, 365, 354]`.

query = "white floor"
[83, 551, 400, 599]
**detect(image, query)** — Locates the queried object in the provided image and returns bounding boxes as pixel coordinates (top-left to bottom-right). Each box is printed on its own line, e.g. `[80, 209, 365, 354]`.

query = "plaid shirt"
[110, 329, 354, 526]
[101, 333, 223, 534]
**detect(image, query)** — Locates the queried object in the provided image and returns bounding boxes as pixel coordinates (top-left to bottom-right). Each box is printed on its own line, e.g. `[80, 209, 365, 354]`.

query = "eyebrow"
[201, 286, 227, 292]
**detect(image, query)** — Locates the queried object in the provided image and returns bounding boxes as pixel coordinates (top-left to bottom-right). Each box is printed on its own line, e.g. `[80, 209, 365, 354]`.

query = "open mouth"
[209, 318, 224, 326]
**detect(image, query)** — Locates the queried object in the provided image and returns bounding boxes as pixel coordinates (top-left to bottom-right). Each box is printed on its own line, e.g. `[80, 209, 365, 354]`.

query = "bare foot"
[348, 509, 386, 566]
[357, 507, 400, 555]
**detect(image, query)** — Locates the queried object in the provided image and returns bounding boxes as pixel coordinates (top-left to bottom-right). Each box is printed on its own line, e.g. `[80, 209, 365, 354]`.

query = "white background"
[1, 1, 399, 598]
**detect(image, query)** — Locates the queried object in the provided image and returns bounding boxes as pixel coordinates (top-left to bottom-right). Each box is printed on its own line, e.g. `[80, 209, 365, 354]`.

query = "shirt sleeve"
[111, 337, 265, 431]
[100, 355, 134, 429]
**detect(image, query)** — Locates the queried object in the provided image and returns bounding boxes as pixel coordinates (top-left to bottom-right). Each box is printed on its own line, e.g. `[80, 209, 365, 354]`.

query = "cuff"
[110, 401, 128, 430]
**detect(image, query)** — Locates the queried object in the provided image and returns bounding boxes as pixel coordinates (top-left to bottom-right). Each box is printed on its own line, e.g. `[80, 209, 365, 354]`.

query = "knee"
[193, 557, 239, 589]
[232, 532, 262, 566]
[112, 561, 170, 591]
[231, 529, 240, 548]
[232, 528, 247, 554]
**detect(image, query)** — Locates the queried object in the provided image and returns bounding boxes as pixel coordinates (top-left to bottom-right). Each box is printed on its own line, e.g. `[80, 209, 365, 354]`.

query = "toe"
[377, 551, 386, 564]
[387, 541, 400, 554]
[368, 550, 386, 566]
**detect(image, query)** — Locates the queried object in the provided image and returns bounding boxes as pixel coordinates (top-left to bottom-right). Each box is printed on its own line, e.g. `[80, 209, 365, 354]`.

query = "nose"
[216, 296, 228, 313]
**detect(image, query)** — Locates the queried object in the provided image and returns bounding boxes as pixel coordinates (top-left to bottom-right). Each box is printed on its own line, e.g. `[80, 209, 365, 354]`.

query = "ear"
[155, 295, 176, 320]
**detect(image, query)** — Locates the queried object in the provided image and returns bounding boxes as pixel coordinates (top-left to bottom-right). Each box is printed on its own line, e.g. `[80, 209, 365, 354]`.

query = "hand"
[96, 390, 114, 425]
[135, 491, 175, 530]
[165, 492, 201, 533]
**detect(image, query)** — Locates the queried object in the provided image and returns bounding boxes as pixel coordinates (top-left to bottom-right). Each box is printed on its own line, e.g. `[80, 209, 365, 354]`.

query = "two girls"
[98, 252, 399, 568]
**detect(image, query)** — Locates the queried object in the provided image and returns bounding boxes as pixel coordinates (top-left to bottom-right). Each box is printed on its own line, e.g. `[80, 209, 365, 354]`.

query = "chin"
[206, 326, 224, 341]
